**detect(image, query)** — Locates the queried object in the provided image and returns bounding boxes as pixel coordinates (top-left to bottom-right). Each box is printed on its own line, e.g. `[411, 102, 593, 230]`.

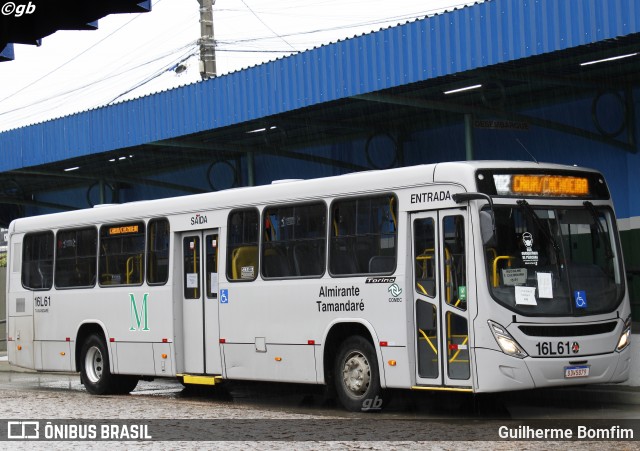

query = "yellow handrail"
[126, 255, 142, 284]
[449, 335, 469, 363]
[416, 248, 434, 279]
[389, 196, 397, 229]
[418, 328, 438, 355]
[416, 283, 429, 296]
[444, 247, 452, 304]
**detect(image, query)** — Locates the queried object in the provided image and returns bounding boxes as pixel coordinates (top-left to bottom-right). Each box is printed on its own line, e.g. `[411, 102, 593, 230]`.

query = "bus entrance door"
[412, 210, 471, 389]
[180, 230, 221, 376]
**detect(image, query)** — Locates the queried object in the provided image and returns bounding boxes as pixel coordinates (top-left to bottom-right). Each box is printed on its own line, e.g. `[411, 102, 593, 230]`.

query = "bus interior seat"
[263, 247, 291, 278]
[330, 239, 358, 275]
[368, 255, 395, 273]
[232, 245, 258, 279]
[293, 242, 323, 276]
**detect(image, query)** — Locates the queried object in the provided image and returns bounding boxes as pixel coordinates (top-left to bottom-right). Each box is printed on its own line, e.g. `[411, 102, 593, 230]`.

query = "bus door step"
[179, 374, 223, 386]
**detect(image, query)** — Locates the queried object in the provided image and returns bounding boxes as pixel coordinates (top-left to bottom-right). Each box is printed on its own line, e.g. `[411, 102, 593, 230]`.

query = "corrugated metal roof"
[1, 0, 639, 172]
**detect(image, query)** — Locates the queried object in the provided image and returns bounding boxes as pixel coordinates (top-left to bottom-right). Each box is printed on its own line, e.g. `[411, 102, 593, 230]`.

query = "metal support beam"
[355, 93, 636, 153]
[13, 170, 206, 194]
[464, 114, 474, 160]
[0, 197, 77, 211]
[152, 139, 369, 172]
[99, 179, 106, 205]
[246, 151, 255, 186]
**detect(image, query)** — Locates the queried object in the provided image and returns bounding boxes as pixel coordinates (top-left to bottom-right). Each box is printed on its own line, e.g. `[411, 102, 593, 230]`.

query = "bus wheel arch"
[75, 323, 108, 374]
[323, 322, 387, 412]
[76, 323, 138, 395]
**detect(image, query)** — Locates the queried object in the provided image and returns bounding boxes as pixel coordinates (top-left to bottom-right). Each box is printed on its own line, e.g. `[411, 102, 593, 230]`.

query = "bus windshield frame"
[483, 202, 625, 317]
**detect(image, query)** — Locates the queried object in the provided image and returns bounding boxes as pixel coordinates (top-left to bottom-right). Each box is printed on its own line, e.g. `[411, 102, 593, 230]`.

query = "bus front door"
[412, 210, 471, 389]
[180, 230, 221, 375]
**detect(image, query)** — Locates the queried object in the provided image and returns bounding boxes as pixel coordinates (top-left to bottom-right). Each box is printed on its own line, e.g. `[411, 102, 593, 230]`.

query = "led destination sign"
[108, 225, 140, 235]
[496, 174, 590, 197]
[476, 169, 609, 200]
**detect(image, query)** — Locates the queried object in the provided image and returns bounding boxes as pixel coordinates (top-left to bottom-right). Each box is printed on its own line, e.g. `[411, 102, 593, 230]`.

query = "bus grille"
[518, 322, 617, 337]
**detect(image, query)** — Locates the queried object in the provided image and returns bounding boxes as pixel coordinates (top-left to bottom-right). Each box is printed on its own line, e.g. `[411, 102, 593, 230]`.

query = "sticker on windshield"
[574, 290, 587, 309]
[537, 272, 553, 298]
[515, 286, 537, 306]
[521, 231, 539, 266]
[502, 268, 527, 286]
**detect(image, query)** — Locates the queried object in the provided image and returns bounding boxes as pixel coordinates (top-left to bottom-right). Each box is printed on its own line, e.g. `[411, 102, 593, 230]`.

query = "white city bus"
[5, 161, 632, 411]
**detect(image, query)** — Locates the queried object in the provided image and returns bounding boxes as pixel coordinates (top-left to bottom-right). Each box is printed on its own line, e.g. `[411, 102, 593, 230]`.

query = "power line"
[224, 4, 476, 45]
[107, 47, 199, 104]
[0, 0, 167, 106]
[0, 41, 198, 118]
[238, 0, 297, 52]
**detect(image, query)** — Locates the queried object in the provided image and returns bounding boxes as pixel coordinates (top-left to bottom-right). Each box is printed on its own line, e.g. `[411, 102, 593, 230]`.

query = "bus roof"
[9, 161, 601, 233]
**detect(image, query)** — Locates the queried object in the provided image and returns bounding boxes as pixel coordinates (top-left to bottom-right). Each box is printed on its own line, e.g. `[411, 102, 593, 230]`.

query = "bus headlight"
[488, 320, 528, 359]
[616, 317, 632, 352]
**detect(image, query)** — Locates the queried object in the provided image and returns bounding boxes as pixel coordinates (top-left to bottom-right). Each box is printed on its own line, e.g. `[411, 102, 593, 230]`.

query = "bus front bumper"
[474, 346, 631, 393]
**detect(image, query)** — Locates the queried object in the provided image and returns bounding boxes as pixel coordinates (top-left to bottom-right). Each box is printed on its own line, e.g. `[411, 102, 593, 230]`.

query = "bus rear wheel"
[80, 334, 137, 395]
[334, 335, 385, 412]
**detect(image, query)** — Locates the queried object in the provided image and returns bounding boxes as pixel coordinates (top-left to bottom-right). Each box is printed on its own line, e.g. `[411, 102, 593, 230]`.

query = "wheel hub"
[342, 352, 371, 397]
[85, 346, 103, 384]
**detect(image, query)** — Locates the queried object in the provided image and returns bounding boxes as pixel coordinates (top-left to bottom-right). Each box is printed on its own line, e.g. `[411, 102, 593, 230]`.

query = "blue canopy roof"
[0, 0, 638, 172]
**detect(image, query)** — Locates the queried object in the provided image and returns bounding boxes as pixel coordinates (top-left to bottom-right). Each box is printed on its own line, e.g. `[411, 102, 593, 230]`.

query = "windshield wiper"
[517, 200, 561, 256]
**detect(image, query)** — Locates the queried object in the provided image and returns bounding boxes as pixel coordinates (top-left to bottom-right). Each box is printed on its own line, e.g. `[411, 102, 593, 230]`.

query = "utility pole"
[198, 0, 216, 79]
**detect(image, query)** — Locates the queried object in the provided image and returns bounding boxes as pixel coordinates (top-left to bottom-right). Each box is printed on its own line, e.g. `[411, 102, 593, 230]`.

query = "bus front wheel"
[80, 334, 136, 395]
[334, 335, 385, 412]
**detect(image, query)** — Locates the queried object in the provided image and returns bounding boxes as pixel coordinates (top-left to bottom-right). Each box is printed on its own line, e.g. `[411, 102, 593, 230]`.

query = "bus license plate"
[564, 365, 589, 378]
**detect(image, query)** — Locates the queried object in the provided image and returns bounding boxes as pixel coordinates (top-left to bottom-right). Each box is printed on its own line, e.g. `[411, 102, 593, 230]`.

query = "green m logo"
[129, 292, 150, 331]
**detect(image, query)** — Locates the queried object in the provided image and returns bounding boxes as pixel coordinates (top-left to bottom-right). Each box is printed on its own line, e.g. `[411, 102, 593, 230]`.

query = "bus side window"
[22, 231, 54, 290]
[99, 222, 145, 286]
[413, 218, 436, 298]
[55, 227, 97, 288]
[329, 194, 397, 276]
[227, 208, 259, 281]
[262, 202, 326, 279]
[147, 218, 170, 285]
[443, 215, 466, 311]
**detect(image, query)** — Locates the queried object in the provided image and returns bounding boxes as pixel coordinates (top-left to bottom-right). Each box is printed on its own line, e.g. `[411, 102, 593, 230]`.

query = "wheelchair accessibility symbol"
[574, 290, 587, 309]
[220, 289, 229, 304]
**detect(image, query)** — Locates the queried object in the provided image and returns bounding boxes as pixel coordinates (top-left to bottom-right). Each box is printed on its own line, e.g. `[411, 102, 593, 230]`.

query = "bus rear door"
[180, 230, 222, 375]
[7, 233, 35, 370]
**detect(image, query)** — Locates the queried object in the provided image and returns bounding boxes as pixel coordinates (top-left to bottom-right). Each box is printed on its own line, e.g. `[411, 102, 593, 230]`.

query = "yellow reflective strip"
[180, 375, 222, 386]
[411, 386, 473, 393]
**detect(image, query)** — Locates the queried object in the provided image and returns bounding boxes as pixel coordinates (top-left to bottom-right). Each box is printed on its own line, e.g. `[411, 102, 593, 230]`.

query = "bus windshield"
[484, 203, 624, 316]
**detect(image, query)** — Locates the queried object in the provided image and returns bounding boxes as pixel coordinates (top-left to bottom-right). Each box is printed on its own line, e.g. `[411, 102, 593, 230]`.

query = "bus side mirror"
[452, 192, 497, 247]
[480, 210, 497, 247]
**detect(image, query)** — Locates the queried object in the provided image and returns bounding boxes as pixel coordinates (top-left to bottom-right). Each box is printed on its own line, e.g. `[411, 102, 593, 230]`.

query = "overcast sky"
[0, 0, 480, 132]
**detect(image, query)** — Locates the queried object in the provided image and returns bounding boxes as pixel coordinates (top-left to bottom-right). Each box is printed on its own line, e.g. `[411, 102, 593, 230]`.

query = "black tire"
[80, 333, 121, 395]
[334, 335, 386, 412]
[116, 375, 139, 394]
